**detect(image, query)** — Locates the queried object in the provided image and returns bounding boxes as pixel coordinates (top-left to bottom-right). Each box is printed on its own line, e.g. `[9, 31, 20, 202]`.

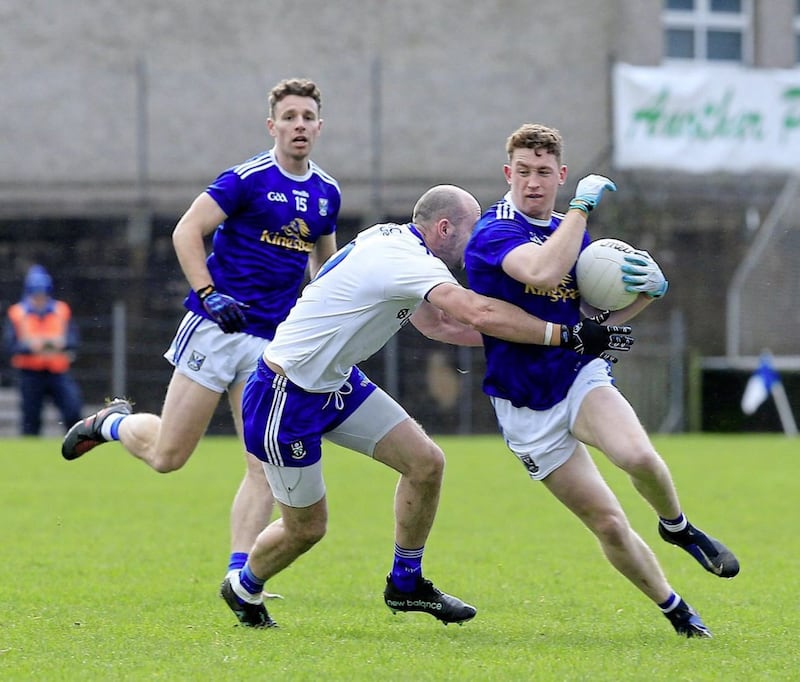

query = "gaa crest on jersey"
[289, 440, 307, 460]
[187, 350, 206, 372]
[318, 198, 329, 216]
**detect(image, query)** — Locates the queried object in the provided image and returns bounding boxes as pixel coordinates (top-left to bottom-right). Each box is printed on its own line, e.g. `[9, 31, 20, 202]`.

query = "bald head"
[412, 185, 481, 270]
[412, 185, 479, 227]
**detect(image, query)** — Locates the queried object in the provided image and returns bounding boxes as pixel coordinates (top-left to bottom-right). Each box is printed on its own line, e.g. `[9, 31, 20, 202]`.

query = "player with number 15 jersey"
[184, 148, 340, 339]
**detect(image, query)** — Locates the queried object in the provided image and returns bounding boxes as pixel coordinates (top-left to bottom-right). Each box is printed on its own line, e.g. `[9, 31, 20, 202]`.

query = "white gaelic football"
[576, 238, 638, 311]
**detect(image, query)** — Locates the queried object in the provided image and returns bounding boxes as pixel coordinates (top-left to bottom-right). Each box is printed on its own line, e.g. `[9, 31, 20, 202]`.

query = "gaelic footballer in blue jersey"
[183, 147, 340, 339]
[62, 78, 341, 611]
[464, 123, 738, 639]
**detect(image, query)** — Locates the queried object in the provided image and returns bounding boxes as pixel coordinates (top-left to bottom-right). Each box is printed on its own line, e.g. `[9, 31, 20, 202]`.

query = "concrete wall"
[3, 0, 798, 219]
[1, 0, 639, 217]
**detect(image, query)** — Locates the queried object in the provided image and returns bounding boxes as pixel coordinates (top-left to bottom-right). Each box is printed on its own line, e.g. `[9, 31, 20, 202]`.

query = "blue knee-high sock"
[391, 544, 424, 592]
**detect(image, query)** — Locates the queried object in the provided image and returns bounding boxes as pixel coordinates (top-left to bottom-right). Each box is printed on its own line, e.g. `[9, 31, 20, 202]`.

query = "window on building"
[663, 0, 752, 63]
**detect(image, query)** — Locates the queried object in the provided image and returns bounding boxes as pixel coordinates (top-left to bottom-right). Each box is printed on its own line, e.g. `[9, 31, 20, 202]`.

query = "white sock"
[230, 570, 263, 605]
[659, 592, 681, 613]
[100, 414, 126, 441]
[659, 514, 688, 534]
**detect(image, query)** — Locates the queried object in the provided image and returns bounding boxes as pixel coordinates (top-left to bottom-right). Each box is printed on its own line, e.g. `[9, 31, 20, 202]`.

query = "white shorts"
[163, 312, 268, 393]
[262, 385, 408, 508]
[491, 358, 614, 481]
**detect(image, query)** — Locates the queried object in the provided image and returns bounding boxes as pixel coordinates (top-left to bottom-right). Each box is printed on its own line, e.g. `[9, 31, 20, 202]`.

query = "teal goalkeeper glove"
[568, 174, 617, 214]
[621, 250, 669, 299]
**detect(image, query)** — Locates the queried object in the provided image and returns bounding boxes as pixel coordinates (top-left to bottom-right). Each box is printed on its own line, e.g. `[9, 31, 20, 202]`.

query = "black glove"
[197, 286, 248, 334]
[560, 310, 634, 363]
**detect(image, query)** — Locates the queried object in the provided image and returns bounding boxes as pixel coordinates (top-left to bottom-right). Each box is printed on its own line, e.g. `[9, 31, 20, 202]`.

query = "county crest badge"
[187, 350, 206, 372]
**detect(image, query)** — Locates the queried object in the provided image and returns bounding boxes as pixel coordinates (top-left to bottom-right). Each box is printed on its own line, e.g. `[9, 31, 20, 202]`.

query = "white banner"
[613, 63, 800, 173]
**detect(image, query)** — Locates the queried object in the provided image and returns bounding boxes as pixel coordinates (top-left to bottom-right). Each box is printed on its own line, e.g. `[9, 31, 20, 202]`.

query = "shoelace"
[322, 381, 353, 410]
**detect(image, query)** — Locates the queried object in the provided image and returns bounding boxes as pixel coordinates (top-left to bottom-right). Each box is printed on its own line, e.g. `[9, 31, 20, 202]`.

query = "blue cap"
[24, 265, 53, 295]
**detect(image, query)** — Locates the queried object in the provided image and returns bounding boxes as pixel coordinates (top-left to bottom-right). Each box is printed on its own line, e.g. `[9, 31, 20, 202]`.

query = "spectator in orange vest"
[4, 265, 82, 435]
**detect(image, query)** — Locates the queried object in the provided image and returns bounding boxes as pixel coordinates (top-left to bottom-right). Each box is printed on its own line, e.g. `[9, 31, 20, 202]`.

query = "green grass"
[1, 434, 797, 680]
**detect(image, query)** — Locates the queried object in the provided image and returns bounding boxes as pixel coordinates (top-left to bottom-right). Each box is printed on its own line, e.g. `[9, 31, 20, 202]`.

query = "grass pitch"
[1, 433, 797, 680]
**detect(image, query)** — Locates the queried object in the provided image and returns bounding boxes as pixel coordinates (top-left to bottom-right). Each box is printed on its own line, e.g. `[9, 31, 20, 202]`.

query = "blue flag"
[741, 353, 781, 415]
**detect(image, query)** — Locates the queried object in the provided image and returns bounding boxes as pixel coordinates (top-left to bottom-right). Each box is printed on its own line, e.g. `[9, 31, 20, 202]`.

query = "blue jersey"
[183, 149, 340, 339]
[464, 194, 593, 410]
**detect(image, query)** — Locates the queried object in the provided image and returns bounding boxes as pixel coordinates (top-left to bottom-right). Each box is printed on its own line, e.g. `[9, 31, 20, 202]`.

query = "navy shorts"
[243, 358, 378, 467]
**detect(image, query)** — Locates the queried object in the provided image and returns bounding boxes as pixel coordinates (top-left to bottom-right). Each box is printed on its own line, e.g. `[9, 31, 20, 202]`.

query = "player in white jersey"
[220, 183, 634, 628]
[464, 123, 739, 638]
[61, 78, 339, 600]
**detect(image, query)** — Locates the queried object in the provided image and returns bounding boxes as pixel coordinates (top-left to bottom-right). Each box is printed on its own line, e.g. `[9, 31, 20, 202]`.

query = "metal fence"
[71, 301, 683, 437]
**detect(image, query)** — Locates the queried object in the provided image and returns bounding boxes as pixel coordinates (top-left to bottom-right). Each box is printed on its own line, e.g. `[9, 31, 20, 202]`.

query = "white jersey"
[264, 222, 458, 392]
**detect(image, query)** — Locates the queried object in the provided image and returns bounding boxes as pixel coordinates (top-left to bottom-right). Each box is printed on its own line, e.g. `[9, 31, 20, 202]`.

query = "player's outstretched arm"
[410, 298, 484, 346]
[418, 283, 634, 360]
[420, 283, 549, 345]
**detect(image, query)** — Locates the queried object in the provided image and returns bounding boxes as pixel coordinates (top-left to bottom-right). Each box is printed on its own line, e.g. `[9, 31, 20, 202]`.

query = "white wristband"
[544, 322, 554, 346]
